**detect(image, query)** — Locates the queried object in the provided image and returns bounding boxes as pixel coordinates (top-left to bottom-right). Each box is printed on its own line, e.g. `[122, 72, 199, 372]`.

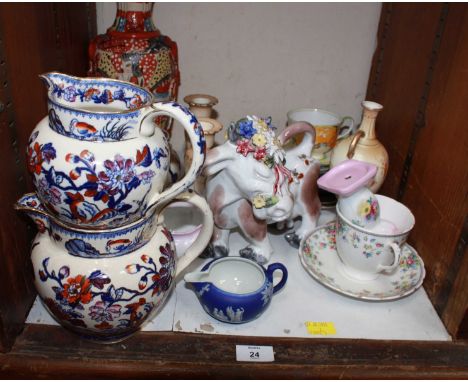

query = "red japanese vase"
[88, 2, 180, 136]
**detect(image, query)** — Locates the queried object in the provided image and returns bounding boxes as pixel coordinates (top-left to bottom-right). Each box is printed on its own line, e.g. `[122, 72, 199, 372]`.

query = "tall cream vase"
[330, 101, 388, 193]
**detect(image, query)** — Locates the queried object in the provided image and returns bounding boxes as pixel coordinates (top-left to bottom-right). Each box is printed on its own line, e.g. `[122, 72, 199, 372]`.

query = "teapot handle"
[139, 102, 206, 214]
[158, 190, 213, 278]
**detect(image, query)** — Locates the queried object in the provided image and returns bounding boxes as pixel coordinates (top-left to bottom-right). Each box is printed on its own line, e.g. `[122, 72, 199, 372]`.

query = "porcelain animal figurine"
[203, 115, 320, 263]
[277, 122, 322, 248]
[184, 256, 287, 324]
[28, 72, 205, 229]
[15, 190, 214, 342]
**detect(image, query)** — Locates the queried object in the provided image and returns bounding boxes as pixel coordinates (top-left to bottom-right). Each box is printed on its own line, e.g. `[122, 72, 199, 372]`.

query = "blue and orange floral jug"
[15, 190, 214, 342]
[27, 72, 206, 229]
[15, 73, 214, 342]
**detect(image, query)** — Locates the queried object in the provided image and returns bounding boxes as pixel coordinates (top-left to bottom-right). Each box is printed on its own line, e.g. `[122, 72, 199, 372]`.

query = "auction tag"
[235, 345, 275, 362]
[305, 321, 337, 335]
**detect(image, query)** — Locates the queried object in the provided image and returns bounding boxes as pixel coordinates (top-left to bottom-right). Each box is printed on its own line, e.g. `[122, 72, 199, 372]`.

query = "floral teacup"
[336, 194, 415, 281]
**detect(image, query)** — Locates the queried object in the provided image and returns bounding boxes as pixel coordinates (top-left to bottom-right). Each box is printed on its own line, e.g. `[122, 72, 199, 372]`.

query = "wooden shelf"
[0, 4, 466, 379]
[0, 324, 466, 379]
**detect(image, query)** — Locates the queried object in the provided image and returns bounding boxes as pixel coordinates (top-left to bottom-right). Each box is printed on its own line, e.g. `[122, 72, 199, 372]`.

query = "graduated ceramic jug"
[27, 72, 205, 228]
[15, 190, 214, 343]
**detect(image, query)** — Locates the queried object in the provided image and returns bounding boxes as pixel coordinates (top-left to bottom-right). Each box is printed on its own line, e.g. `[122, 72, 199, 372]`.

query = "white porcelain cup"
[336, 194, 415, 281]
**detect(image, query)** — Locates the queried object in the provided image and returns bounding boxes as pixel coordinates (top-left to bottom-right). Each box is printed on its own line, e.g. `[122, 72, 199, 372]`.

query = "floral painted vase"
[18, 190, 214, 343]
[89, 2, 180, 136]
[29, 73, 205, 229]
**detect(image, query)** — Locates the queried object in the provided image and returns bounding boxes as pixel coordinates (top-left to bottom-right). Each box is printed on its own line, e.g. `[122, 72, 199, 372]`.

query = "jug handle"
[139, 102, 206, 214]
[158, 190, 213, 278]
[266, 263, 288, 294]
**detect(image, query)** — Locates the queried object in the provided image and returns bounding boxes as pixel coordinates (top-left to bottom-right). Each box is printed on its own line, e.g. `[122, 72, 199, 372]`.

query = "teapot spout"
[14, 193, 51, 231]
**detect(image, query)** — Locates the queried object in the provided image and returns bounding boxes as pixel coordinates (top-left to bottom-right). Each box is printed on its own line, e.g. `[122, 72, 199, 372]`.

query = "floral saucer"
[299, 221, 425, 301]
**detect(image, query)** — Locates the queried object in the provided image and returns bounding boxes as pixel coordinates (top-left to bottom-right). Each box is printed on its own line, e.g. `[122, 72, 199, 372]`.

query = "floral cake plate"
[299, 221, 425, 301]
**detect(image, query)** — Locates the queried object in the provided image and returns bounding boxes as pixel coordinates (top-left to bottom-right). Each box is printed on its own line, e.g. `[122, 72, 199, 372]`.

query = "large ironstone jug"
[28, 72, 205, 229]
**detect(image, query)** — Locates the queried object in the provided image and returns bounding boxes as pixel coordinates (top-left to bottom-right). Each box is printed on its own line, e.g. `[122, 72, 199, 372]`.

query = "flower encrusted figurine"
[230, 116, 286, 170]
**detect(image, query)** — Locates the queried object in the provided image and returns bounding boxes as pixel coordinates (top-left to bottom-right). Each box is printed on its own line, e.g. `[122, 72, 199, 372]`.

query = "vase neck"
[359, 101, 383, 141]
[108, 2, 159, 34]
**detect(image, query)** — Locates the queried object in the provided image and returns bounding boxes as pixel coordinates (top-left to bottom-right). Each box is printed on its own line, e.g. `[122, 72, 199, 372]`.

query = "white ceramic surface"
[300, 222, 425, 301]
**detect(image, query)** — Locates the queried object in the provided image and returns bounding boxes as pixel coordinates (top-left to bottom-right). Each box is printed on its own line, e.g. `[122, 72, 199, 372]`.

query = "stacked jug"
[15, 73, 213, 343]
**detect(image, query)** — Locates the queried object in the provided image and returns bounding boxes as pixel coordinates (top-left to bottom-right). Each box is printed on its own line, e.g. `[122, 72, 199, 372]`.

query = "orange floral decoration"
[61, 275, 93, 305]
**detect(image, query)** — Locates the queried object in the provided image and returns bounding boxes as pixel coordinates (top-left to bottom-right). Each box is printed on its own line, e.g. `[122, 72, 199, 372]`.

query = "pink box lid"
[317, 160, 377, 197]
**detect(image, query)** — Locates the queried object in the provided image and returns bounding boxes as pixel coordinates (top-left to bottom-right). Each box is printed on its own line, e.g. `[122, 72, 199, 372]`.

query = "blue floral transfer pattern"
[27, 134, 168, 226]
[48, 109, 133, 142]
[50, 81, 145, 110]
[38, 235, 175, 332]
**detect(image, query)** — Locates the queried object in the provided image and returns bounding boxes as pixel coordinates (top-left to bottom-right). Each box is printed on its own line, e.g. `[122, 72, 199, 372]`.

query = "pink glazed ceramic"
[27, 73, 205, 229]
[317, 159, 380, 229]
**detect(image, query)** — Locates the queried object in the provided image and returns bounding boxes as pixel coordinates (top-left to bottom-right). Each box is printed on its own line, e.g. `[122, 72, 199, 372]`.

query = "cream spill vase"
[330, 101, 389, 193]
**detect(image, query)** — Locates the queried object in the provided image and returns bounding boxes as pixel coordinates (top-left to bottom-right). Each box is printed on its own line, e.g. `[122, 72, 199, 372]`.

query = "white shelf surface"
[27, 211, 451, 341]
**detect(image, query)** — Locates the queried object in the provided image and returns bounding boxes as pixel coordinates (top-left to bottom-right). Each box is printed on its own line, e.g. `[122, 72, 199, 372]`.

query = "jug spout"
[184, 270, 211, 285]
[39, 72, 54, 91]
[14, 193, 52, 232]
[39, 72, 77, 100]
